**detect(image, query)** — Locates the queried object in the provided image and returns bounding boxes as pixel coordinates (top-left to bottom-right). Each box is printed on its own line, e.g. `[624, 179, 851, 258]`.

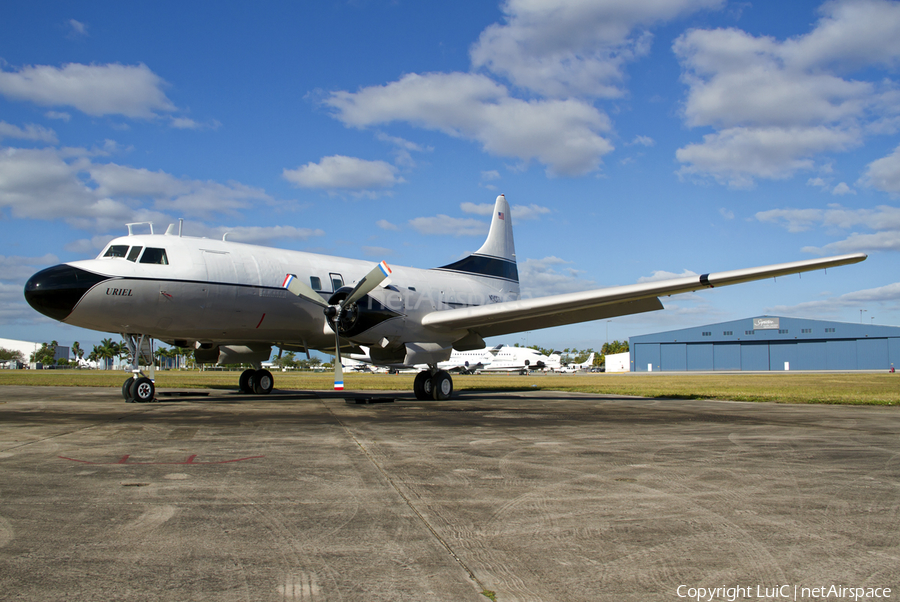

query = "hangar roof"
[630, 316, 900, 344]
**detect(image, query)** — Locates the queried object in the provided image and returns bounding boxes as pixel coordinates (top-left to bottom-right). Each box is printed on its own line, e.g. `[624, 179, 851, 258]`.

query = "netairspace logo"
[675, 584, 892, 601]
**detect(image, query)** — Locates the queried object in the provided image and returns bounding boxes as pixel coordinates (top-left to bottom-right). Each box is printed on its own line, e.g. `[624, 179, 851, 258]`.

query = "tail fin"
[435, 194, 518, 284]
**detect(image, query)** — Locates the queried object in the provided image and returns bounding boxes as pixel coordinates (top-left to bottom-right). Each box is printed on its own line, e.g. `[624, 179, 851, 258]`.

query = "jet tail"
[434, 194, 518, 285]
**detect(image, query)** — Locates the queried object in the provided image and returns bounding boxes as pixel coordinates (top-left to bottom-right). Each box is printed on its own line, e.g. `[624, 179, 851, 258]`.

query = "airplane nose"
[24, 265, 109, 321]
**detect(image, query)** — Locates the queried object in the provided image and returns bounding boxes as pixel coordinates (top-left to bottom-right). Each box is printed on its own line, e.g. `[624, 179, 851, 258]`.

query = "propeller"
[282, 261, 392, 391]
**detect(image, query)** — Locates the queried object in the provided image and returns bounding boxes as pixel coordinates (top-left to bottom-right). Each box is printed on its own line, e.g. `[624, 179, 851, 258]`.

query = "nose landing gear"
[121, 334, 156, 403]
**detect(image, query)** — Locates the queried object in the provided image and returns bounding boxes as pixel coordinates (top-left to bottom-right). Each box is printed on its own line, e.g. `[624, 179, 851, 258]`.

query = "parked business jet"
[350, 343, 553, 374]
[24, 194, 866, 402]
[557, 352, 595, 373]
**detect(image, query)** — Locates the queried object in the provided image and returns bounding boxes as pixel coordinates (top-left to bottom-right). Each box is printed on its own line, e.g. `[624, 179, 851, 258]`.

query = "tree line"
[0, 339, 194, 369]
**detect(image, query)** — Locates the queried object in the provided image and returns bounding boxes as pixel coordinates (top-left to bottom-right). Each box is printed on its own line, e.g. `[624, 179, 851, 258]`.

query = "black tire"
[413, 371, 431, 400]
[253, 369, 274, 395]
[239, 368, 255, 394]
[431, 370, 453, 401]
[130, 377, 155, 403]
[122, 377, 135, 402]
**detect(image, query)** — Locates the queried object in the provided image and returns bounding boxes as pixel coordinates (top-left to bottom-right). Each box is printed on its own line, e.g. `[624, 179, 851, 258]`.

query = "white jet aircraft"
[24, 194, 866, 402]
[557, 352, 595, 373]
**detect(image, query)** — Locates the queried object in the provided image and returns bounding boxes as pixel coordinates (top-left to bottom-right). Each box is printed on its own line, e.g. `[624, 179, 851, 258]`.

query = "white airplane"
[24, 194, 866, 402]
[557, 352, 595, 373]
[475, 345, 556, 374]
[350, 343, 554, 374]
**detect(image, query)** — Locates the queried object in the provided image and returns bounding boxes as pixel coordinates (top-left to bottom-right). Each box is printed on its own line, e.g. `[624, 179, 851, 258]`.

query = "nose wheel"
[414, 370, 453, 401]
[122, 376, 155, 403]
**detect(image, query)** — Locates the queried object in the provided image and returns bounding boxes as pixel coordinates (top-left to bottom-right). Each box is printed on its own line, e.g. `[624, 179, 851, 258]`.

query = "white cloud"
[67, 19, 88, 38]
[361, 246, 395, 258]
[637, 269, 699, 284]
[675, 126, 859, 188]
[408, 214, 488, 237]
[325, 72, 613, 177]
[0, 145, 280, 232]
[831, 182, 855, 195]
[0, 121, 58, 144]
[629, 135, 655, 147]
[518, 256, 597, 298]
[511, 203, 551, 221]
[169, 116, 220, 130]
[0, 253, 59, 281]
[460, 202, 494, 216]
[755, 208, 827, 233]
[767, 281, 900, 319]
[283, 155, 402, 192]
[674, 0, 900, 186]
[45, 111, 70, 122]
[470, 0, 723, 99]
[860, 143, 900, 196]
[376, 219, 399, 231]
[757, 203, 900, 254]
[0, 63, 176, 119]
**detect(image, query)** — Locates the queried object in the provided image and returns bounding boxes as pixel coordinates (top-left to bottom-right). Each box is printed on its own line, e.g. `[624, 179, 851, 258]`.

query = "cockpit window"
[126, 246, 143, 262]
[139, 247, 168, 265]
[103, 245, 129, 258]
[310, 276, 322, 291]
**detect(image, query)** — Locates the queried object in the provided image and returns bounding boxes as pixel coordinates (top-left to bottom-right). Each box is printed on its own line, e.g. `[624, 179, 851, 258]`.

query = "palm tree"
[71, 342, 84, 368]
[98, 338, 121, 370]
[87, 346, 100, 368]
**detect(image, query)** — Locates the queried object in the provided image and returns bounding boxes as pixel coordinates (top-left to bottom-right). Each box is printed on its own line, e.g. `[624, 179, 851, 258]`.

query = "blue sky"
[1, 0, 899, 353]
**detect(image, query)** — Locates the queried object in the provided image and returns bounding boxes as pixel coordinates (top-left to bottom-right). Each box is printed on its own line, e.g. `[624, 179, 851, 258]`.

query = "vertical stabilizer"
[476, 194, 516, 262]
[435, 194, 518, 285]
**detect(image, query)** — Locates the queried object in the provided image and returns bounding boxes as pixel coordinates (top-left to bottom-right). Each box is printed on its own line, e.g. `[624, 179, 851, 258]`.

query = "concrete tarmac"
[0, 386, 897, 601]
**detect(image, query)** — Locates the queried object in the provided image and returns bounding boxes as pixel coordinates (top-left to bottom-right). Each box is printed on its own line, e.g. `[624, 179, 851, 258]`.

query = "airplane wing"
[421, 253, 867, 338]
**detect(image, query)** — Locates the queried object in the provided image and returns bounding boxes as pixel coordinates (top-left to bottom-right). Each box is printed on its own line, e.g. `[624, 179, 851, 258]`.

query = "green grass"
[1, 369, 898, 405]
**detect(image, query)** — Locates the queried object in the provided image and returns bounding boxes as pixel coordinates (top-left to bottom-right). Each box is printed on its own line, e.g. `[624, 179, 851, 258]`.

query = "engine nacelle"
[328, 287, 402, 339]
[328, 287, 467, 366]
[193, 344, 272, 366]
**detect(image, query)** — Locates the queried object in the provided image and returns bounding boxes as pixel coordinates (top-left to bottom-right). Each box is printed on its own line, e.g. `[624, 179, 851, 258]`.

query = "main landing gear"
[238, 368, 274, 395]
[413, 369, 453, 401]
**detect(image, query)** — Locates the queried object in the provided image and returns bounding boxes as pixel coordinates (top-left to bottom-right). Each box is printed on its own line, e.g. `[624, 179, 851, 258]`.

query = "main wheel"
[130, 377, 155, 403]
[239, 368, 255, 393]
[413, 371, 432, 400]
[431, 370, 453, 401]
[122, 377, 135, 402]
[253, 369, 274, 394]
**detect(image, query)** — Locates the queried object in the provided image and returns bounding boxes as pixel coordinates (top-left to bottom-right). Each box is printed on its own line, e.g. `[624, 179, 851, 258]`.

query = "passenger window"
[139, 247, 168, 265]
[310, 276, 322, 291]
[103, 245, 129, 258]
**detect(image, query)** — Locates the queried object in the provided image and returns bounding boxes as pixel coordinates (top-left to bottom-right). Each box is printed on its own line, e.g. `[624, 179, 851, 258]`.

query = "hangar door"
[660, 343, 686, 371]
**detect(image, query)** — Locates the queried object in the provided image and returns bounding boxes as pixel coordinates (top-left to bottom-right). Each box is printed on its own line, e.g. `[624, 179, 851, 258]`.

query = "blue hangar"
[630, 316, 900, 372]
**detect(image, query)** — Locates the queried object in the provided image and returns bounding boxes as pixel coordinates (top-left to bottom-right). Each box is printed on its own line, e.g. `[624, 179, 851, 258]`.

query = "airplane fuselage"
[27, 231, 518, 356]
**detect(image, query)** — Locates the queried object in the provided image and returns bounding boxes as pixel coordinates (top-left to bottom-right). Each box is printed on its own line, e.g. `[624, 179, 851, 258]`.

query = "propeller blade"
[282, 274, 328, 308]
[342, 261, 392, 308]
[333, 324, 344, 391]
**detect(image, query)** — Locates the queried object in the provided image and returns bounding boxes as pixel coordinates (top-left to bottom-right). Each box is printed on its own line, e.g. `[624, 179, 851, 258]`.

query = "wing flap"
[421, 252, 866, 336]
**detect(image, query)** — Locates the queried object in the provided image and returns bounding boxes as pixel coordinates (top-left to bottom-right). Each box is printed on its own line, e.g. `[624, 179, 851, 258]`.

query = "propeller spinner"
[282, 261, 392, 390]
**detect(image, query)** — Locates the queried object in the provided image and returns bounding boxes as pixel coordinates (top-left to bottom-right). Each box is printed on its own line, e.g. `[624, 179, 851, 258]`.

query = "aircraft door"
[202, 250, 237, 309]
